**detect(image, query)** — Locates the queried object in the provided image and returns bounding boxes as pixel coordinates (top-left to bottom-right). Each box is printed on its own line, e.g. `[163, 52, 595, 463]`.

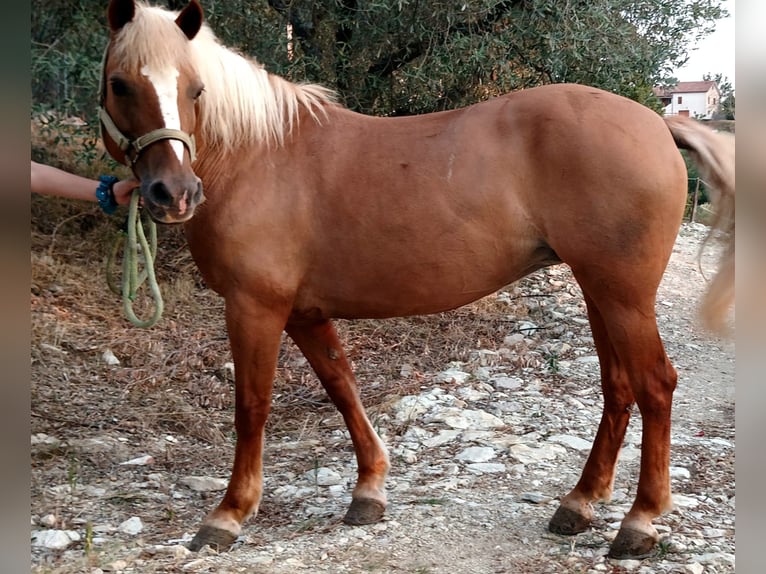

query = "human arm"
[31, 161, 138, 208]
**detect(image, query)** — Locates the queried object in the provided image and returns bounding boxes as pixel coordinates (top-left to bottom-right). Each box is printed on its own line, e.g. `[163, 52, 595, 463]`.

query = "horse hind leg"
[549, 293, 635, 536]
[555, 272, 678, 559]
[286, 319, 390, 525]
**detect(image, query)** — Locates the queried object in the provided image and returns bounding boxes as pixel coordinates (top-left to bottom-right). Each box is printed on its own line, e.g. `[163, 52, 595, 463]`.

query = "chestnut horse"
[99, 0, 734, 559]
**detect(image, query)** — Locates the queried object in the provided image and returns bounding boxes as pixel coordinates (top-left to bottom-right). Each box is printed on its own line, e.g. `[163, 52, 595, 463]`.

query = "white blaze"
[141, 65, 184, 163]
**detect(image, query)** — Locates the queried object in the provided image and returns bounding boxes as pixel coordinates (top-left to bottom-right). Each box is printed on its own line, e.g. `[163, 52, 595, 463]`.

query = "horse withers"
[99, 0, 735, 559]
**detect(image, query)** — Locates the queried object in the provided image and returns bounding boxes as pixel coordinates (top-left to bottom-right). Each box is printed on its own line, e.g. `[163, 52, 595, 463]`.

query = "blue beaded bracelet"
[96, 175, 120, 214]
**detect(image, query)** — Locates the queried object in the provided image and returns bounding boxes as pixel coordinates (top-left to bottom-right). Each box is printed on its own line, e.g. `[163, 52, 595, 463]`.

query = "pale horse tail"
[665, 116, 735, 334]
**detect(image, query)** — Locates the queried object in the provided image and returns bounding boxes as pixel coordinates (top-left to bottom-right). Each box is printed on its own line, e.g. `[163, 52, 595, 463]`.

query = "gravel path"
[31, 223, 734, 574]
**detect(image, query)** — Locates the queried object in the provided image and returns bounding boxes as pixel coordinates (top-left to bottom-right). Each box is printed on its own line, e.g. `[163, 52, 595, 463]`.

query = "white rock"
[150, 544, 192, 558]
[691, 552, 735, 566]
[32, 529, 81, 550]
[517, 321, 539, 334]
[182, 559, 209, 571]
[40, 514, 57, 527]
[509, 443, 565, 464]
[435, 368, 472, 384]
[68, 436, 129, 456]
[493, 376, 524, 391]
[575, 355, 600, 363]
[392, 395, 436, 423]
[179, 476, 228, 492]
[101, 349, 120, 366]
[422, 429, 462, 448]
[548, 434, 592, 451]
[107, 559, 128, 571]
[120, 454, 154, 466]
[456, 446, 496, 463]
[503, 333, 525, 346]
[31, 433, 62, 449]
[117, 516, 143, 536]
[83, 485, 107, 497]
[669, 466, 691, 479]
[684, 563, 704, 574]
[455, 387, 489, 402]
[465, 462, 506, 474]
[673, 494, 700, 508]
[619, 446, 641, 461]
[399, 449, 418, 464]
[305, 467, 343, 486]
[429, 408, 505, 430]
[708, 437, 733, 448]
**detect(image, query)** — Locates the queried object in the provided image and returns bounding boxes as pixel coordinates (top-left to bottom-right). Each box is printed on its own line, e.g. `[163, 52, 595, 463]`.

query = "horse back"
[190, 83, 687, 320]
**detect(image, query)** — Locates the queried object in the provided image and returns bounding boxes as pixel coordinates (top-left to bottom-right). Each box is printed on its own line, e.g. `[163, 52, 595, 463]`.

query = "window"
[677, 96, 683, 104]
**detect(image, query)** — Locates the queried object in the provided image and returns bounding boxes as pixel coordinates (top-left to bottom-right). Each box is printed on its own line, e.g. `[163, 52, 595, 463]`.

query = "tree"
[703, 72, 735, 119]
[31, 0, 728, 122]
[261, 0, 727, 115]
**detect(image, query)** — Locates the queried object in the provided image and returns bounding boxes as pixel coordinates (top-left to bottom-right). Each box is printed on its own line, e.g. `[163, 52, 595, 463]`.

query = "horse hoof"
[187, 524, 238, 552]
[608, 526, 658, 559]
[548, 504, 591, 535]
[343, 497, 386, 525]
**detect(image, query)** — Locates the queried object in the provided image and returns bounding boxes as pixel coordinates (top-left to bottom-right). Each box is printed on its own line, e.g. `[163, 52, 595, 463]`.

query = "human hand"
[112, 178, 141, 205]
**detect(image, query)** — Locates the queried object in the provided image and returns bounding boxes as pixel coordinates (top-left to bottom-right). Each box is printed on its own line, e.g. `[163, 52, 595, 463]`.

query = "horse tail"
[665, 116, 735, 334]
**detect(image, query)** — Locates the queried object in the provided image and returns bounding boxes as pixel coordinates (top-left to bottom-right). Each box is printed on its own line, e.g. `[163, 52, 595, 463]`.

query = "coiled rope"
[106, 190, 164, 327]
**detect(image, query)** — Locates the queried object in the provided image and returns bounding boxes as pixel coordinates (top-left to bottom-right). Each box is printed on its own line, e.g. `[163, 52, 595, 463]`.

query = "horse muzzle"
[141, 176, 205, 224]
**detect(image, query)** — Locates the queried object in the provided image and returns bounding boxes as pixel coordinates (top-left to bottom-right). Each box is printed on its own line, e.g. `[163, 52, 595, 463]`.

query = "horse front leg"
[188, 298, 288, 551]
[286, 319, 390, 525]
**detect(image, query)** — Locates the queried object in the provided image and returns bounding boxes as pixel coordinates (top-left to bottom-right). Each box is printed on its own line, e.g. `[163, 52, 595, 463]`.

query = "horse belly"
[296, 235, 558, 320]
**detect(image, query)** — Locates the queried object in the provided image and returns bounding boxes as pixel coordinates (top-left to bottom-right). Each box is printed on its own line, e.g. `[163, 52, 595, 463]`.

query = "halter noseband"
[98, 106, 197, 167]
[98, 46, 197, 168]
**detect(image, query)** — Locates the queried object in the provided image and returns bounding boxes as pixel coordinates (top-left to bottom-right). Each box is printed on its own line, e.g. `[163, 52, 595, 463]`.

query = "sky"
[672, 0, 735, 86]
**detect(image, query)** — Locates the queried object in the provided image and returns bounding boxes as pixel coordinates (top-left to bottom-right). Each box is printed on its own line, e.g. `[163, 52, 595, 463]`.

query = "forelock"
[109, 3, 195, 73]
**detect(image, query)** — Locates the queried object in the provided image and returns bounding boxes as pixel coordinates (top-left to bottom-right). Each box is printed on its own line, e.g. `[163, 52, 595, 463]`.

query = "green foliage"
[31, 0, 727, 125]
[704, 72, 735, 119]
[31, 0, 110, 125]
[262, 0, 726, 115]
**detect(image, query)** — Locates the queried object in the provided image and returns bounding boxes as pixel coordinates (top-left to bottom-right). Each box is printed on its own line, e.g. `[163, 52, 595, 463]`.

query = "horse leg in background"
[549, 293, 635, 535]
[286, 320, 390, 524]
[565, 269, 677, 559]
[188, 297, 289, 551]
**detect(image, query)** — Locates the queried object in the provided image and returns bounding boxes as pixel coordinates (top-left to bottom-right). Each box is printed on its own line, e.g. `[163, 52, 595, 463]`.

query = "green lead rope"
[106, 190, 164, 328]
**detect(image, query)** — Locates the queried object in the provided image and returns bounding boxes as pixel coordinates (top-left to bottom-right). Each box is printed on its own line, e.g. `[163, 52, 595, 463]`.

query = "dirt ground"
[30, 205, 734, 574]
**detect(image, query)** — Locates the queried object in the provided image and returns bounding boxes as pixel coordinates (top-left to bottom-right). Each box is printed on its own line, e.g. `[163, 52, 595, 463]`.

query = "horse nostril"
[148, 180, 173, 206]
[194, 180, 204, 202]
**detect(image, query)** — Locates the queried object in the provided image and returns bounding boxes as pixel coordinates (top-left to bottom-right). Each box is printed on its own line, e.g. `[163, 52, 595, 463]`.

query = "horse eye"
[110, 78, 129, 97]
[194, 86, 205, 100]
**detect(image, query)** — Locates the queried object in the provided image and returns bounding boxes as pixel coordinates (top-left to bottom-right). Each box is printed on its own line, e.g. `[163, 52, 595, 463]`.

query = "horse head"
[101, 0, 205, 223]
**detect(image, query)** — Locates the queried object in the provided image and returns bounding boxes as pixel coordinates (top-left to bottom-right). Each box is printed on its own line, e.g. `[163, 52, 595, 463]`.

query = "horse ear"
[107, 0, 136, 32]
[175, 0, 204, 40]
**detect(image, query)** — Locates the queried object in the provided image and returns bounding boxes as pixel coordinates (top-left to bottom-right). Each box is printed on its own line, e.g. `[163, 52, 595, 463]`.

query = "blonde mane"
[110, 2, 336, 150]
